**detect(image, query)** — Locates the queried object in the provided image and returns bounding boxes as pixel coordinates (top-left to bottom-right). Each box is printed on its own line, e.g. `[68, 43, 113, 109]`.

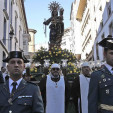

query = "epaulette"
[101, 68, 106, 72]
[96, 69, 102, 72]
[92, 69, 101, 73]
[101, 68, 111, 75]
[27, 81, 38, 86]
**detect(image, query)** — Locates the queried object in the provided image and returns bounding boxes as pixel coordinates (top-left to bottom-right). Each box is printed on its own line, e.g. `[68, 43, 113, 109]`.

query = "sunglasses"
[52, 68, 60, 71]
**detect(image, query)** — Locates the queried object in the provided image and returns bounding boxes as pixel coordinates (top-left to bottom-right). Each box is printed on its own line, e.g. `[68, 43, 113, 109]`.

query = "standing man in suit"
[0, 67, 5, 83]
[39, 63, 69, 113]
[72, 62, 91, 113]
[88, 35, 113, 113]
[0, 51, 44, 113]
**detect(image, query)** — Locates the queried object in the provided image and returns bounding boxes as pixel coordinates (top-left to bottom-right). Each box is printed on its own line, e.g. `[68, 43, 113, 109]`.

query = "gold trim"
[100, 104, 113, 111]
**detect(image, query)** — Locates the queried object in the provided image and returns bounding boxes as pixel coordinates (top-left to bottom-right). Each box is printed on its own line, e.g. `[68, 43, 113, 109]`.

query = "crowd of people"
[0, 35, 113, 113]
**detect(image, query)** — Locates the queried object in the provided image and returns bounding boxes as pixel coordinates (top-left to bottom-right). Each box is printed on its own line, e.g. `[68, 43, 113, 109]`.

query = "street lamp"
[89, 61, 95, 69]
[95, 60, 102, 70]
[44, 59, 50, 68]
[61, 59, 68, 68]
[9, 29, 14, 51]
[77, 60, 84, 69]
[61, 59, 68, 76]
[35, 62, 41, 67]
[44, 59, 50, 75]
[96, 60, 101, 67]
[35, 62, 43, 73]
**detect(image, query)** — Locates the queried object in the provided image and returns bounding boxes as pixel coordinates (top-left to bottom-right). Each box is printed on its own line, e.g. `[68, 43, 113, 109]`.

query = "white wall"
[0, 0, 29, 67]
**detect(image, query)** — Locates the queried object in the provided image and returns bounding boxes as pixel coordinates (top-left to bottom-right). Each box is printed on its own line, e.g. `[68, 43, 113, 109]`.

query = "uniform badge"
[9, 110, 12, 113]
[99, 81, 101, 84]
[103, 78, 106, 82]
[108, 78, 111, 81]
[101, 74, 105, 78]
[8, 98, 13, 105]
[106, 89, 109, 94]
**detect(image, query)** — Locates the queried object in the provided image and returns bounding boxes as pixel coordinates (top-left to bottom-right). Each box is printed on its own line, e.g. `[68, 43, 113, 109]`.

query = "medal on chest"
[9, 110, 12, 113]
[8, 98, 13, 105]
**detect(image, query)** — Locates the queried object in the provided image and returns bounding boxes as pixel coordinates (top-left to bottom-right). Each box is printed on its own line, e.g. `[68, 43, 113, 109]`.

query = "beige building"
[28, 29, 37, 52]
[0, 0, 30, 67]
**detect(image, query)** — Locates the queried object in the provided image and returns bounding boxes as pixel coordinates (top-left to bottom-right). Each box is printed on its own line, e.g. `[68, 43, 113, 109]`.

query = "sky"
[24, 0, 74, 46]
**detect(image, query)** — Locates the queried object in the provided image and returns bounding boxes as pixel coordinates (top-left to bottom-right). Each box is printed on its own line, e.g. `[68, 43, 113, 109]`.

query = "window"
[94, 6, 95, 12]
[109, 22, 113, 36]
[4, 0, 7, 10]
[19, 30, 21, 47]
[15, 16, 17, 35]
[107, 4, 111, 16]
[101, 33, 105, 39]
[19, 27, 22, 48]
[96, 30, 98, 36]
[100, 19, 103, 29]
[3, 51, 6, 67]
[99, 6, 102, 11]
[10, 38, 12, 51]
[10, 1, 13, 24]
[15, 42, 16, 51]
[23, 41, 26, 45]
[96, 43, 99, 60]
[3, 18, 7, 45]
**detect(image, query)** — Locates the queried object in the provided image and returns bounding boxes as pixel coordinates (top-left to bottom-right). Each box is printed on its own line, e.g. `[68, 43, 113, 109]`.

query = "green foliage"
[32, 46, 76, 65]
[67, 62, 80, 74]
[66, 62, 80, 80]
[32, 46, 80, 79]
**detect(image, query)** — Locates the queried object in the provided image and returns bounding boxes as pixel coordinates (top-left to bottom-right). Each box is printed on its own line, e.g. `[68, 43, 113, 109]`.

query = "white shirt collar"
[9, 77, 22, 87]
[105, 63, 113, 73]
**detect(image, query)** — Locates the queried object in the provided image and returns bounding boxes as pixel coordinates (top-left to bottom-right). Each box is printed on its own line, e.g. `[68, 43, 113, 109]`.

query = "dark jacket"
[88, 66, 113, 113]
[0, 79, 44, 113]
[39, 75, 70, 113]
[72, 76, 81, 113]
[0, 71, 4, 83]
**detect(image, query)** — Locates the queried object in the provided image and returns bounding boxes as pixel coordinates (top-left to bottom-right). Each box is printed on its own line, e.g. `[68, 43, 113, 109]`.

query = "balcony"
[3, 9, 9, 20]
[76, 0, 87, 21]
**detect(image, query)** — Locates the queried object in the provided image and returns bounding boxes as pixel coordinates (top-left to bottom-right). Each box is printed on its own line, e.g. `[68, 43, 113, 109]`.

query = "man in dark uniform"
[39, 63, 69, 113]
[0, 51, 44, 113]
[88, 35, 113, 113]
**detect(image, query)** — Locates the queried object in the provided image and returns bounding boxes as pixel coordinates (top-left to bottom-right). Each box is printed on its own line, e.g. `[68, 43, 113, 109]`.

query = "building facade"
[93, 0, 113, 61]
[28, 29, 37, 53]
[0, 0, 30, 67]
[70, 0, 112, 61]
[61, 27, 71, 51]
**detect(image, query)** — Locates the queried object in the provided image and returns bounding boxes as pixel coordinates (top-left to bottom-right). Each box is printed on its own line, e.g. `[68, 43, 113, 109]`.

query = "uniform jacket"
[0, 79, 44, 113]
[88, 66, 113, 113]
[39, 75, 70, 113]
[0, 71, 4, 83]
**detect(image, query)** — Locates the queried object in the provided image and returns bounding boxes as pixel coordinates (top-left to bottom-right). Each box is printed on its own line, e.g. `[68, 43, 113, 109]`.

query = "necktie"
[11, 82, 17, 94]
[5, 75, 9, 81]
